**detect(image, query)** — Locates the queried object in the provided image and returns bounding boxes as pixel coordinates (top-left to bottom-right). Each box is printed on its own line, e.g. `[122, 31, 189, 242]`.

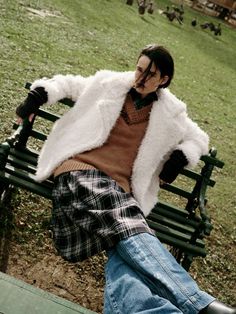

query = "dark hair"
[138, 44, 174, 88]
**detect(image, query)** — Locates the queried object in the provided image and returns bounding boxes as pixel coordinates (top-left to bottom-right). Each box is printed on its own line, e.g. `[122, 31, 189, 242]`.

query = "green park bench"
[0, 82, 224, 312]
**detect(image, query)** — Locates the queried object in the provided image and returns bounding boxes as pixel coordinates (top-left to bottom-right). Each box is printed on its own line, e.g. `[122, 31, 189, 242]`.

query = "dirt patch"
[7, 243, 106, 313]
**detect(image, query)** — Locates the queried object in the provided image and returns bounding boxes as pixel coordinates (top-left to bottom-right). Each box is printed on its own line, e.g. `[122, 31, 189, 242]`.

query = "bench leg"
[0, 183, 15, 272]
[0, 142, 10, 171]
[169, 246, 184, 264]
[181, 254, 194, 271]
[0, 183, 14, 206]
[169, 248, 194, 271]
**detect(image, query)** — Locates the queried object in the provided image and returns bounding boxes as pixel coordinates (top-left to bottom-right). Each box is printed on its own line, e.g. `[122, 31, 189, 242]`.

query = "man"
[16, 44, 235, 313]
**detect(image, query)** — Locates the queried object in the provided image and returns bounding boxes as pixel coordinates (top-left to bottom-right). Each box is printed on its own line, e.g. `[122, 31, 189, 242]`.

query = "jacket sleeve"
[30, 74, 92, 105]
[175, 112, 209, 168]
[16, 87, 48, 119]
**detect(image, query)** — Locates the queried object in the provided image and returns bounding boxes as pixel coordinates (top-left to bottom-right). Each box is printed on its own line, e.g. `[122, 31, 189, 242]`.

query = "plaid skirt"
[51, 170, 154, 262]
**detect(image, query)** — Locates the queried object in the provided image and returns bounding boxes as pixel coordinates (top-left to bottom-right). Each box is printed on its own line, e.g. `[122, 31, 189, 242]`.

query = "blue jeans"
[104, 233, 214, 314]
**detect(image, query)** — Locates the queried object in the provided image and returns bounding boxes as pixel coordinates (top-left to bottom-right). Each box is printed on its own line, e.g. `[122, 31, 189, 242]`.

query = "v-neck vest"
[54, 94, 153, 193]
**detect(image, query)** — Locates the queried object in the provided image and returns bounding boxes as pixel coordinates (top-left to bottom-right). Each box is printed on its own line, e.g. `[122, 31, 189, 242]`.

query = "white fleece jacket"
[31, 70, 209, 216]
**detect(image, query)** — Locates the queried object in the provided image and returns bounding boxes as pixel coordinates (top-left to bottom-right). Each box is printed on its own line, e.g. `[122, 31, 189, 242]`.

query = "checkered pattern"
[51, 170, 154, 262]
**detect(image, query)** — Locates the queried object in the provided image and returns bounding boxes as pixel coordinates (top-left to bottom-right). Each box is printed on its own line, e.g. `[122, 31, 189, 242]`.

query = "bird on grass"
[162, 6, 183, 24]
[138, 0, 147, 15]
[200, 22, 222, 36]
[214, 23, 222, 36]
[200, 22, 215, 30]
[191, 18, 197, 27]
[147, 1, 154, 14]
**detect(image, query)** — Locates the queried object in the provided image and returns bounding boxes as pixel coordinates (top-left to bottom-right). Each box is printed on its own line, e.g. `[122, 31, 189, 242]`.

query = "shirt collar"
[128, 87, 158, 110]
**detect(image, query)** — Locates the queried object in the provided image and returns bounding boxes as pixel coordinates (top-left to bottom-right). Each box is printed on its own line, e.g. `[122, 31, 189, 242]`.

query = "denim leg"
[104, 249, 183, 314]
[116, 233, 215, 314]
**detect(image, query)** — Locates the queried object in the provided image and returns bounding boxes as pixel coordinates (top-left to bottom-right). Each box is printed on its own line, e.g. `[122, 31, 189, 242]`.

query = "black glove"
[159, 150, 188, 184]
[16, 87, 48, 119]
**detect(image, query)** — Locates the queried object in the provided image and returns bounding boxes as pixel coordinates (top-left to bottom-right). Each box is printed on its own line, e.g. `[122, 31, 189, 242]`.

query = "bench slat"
[148, 212, 198, 235]
[154, 201, 189, 217]
[0, 170, 52, 199]
[27, 129, 47, 142]
[161, 184, 192, 199]
[201, 154, 224, 168]
[10, 147, 38, 165]
[7, 155, 37, 174]
[4, 164, 53, 188]
[147, 219, 205, 248]
[152, 205, 200, 227]
[154, 230, 206, 257]
[37, 108, 61, 122]
[180, 168, 215, 187]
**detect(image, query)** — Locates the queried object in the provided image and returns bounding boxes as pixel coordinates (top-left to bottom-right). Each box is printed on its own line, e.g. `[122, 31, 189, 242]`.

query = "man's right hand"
[16, 87, 48, 123]
[16, 113, 35, 125]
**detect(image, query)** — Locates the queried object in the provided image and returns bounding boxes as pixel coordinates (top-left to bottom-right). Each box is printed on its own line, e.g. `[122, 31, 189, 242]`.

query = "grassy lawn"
[0, 0, 236, 310]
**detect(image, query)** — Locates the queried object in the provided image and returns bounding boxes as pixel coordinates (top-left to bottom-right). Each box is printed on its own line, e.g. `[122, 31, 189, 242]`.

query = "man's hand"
[159, 150, 188, 184]
[16, 113, 35, 125]
[16, 87, 48, 122]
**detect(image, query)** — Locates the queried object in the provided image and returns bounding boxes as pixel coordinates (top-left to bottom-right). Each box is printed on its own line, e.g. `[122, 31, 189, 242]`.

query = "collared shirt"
[128, 87, 158, 110]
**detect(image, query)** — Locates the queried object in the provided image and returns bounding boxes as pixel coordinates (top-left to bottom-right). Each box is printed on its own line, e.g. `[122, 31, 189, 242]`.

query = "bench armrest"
[198, 175, 213, 236]
[11, 118, 36, 148]
[197, 148, 224, 236]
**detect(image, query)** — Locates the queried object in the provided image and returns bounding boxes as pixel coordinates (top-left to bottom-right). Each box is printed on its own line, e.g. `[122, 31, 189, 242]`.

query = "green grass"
[1, 0, 236, 307]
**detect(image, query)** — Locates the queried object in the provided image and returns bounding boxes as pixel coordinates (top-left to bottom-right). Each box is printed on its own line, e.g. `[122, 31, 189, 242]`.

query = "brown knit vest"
[54, 94, 152, 192]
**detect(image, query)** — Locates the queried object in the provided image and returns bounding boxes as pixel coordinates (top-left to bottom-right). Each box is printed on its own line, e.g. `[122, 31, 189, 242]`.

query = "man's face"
[134, 55, 168, 97]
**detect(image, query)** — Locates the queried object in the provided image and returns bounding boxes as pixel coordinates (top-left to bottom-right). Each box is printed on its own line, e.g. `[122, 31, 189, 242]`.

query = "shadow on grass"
[139, 15, 157, 26]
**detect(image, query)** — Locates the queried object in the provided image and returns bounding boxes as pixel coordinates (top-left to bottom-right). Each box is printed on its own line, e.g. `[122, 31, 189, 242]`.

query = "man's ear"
[160, 75, 169, 86]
